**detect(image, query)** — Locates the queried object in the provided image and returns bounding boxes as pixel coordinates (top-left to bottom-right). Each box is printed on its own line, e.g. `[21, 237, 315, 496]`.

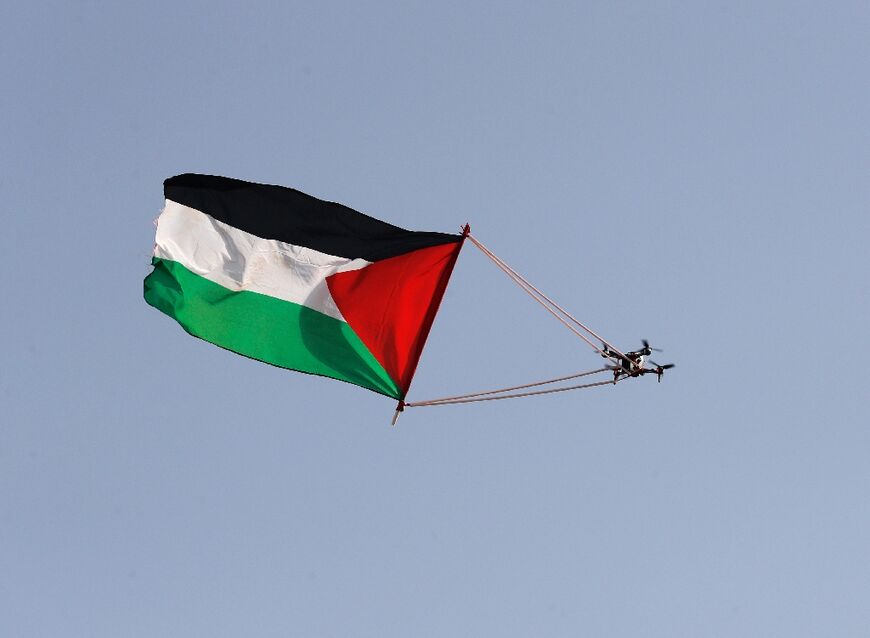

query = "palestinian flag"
[144, 174, 465, 400]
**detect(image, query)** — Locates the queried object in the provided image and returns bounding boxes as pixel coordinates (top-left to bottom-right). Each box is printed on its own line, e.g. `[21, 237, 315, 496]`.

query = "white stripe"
[154, 200, 370, 322]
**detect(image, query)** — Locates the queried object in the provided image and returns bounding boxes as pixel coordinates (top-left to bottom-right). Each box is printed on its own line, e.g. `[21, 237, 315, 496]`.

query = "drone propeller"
[642, 339, 663, 353]
[649, 360, 675, 383]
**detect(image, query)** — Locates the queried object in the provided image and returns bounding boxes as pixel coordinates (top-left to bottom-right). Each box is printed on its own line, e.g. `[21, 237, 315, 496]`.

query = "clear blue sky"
[2, 1, 868, 636]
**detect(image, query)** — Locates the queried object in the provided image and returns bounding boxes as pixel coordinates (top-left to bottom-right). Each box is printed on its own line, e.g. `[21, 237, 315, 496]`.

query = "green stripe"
[144, 257, 401, 399]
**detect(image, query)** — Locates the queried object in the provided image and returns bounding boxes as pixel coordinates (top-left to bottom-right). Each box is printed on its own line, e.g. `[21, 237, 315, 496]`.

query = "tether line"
[406, 377, 620, 408]
[396, 233, 634, 418]
[406, 367, 611, 407]
[467, 233, 630, 364]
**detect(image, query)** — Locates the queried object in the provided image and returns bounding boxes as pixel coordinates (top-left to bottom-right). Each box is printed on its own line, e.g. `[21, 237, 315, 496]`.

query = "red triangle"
[326, 242, 463, 398]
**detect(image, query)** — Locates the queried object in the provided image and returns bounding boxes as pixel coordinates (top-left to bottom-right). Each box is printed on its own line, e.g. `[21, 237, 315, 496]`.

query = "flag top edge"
[164, 173, 462, 262]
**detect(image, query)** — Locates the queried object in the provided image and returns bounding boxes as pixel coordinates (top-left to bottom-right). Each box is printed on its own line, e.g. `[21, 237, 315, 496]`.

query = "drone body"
[601, 340, 675, 383]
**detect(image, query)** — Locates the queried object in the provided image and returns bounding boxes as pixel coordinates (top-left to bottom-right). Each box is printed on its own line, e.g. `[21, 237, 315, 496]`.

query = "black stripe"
[164, 174, 461, 261]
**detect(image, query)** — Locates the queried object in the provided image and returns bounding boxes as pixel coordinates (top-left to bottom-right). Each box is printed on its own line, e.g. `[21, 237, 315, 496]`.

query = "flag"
[145, 174, 465, 400]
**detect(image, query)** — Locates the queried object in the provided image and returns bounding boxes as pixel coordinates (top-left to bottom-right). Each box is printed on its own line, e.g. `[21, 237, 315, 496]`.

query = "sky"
[2, 1, 868, 636]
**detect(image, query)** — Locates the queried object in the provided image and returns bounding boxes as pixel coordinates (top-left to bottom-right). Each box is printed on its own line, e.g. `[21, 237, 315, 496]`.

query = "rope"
[397, 233, 637, 415]
[406, 377, 620, 408]
[466, 234, 631, 364]
[406, 367, 610, 407]
[466, 235, 603, 354]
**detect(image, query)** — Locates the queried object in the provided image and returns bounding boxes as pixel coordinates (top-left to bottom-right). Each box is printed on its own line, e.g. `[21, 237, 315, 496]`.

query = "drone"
[601, 339, 675, 383]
